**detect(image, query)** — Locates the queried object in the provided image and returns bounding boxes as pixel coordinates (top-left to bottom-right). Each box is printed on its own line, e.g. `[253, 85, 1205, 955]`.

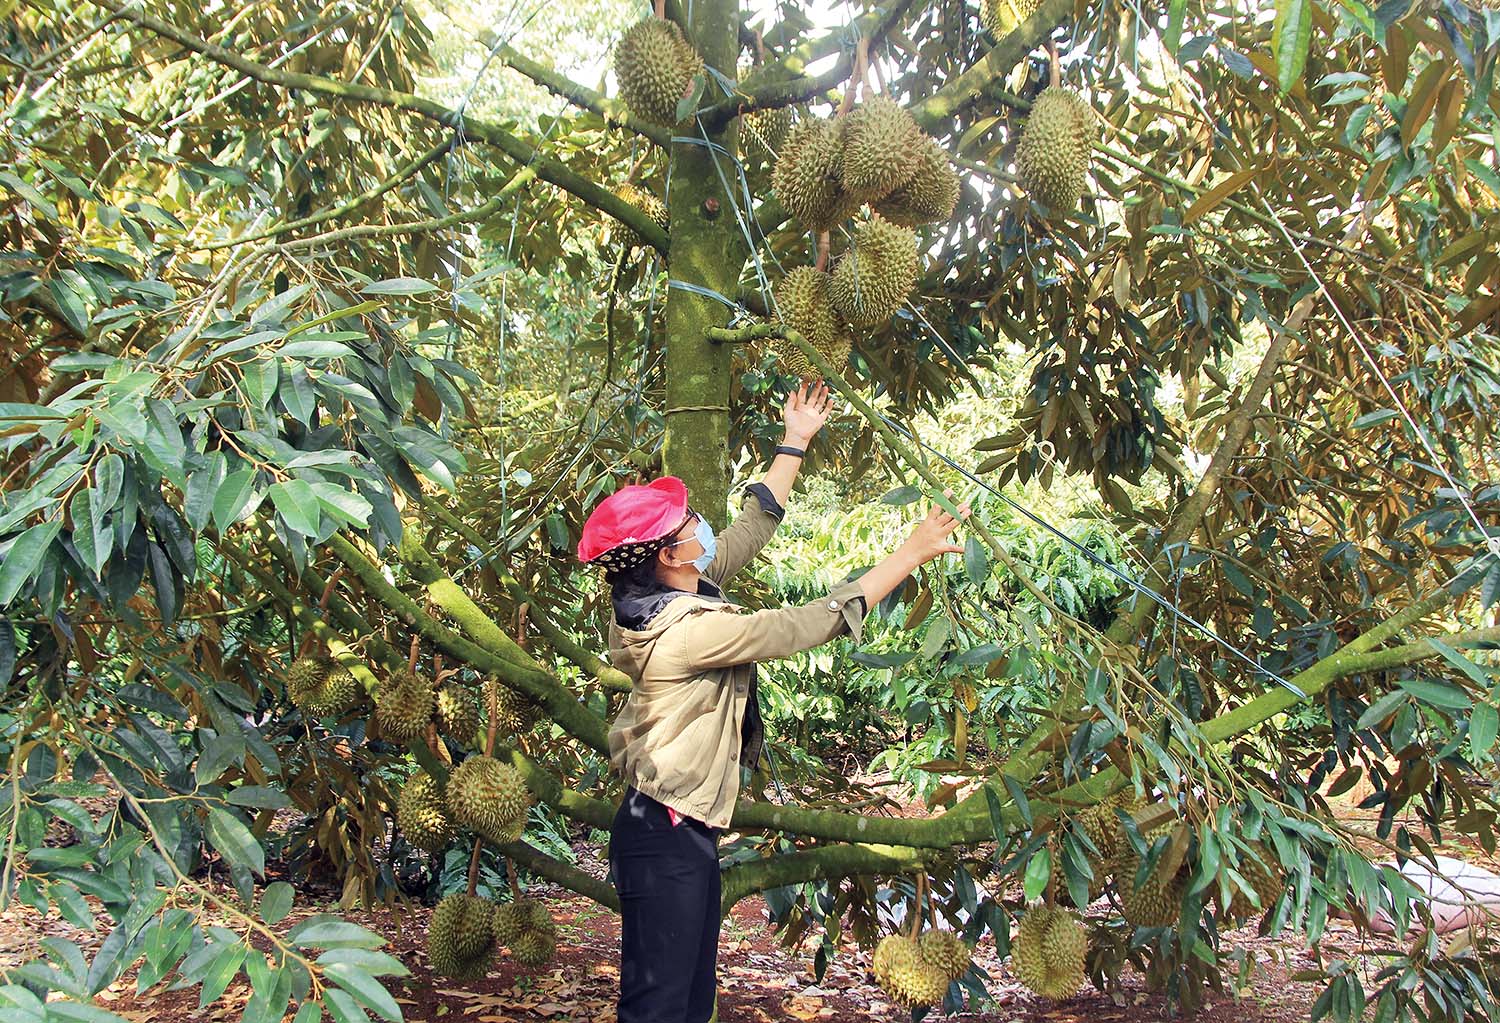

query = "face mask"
[669, 516, 717, 572]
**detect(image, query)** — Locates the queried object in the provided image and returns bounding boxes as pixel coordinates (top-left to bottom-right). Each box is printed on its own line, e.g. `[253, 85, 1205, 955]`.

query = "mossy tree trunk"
[661, 0, 748, 527]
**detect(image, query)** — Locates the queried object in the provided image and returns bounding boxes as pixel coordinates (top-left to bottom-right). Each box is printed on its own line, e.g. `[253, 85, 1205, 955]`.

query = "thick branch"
[95, 0, 669, 255]
[718, 842, 929, 914]
[497, 839, 620, 911]
[488, 40, 669, 146]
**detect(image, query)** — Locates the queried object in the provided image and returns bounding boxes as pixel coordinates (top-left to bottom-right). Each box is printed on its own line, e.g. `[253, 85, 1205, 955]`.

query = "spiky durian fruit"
[874, 136, 960, 227]
[287, 656, 328, 709]
[435, 685, 480, 744]
[485, 678, 542, 737]
[447, 755, 531, 844]
[772, 117, 859, 232]
[1222, 842, 1287, 921]
[492, 901, 525, 945]
[1011, 903, 1086, 1000]
[506, 898, 557, 968]
[427, 892, 497, 980]
[872, 935, 949, 1009]
[613, 183, 669, 249]
[1113, 825, 1186, 928]
[918, 929, 972, 982]
[396, 770, 456, 852]
[1015, 87, 1096, 215]
[828, 213, 920, 327]
[374, 667, 435, 741]
[772, 267, 850, 379]
[740, 105, 794, 164]
[981, 0, 1041, 37]
[839, 96, 924, 201]
[289, 657, 362, 717]
[614, 18, 703, 126]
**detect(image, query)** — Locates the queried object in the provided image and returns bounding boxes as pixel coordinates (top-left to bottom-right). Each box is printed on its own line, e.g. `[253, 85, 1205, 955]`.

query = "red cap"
[577, 476, 689, 568]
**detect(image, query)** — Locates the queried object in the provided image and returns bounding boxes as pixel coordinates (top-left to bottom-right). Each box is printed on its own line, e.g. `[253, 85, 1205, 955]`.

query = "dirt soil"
[1, 796, 1494, 1022]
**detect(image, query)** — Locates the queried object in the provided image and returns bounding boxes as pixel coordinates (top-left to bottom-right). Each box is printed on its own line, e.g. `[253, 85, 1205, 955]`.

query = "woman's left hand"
[782, 381, 833, 445]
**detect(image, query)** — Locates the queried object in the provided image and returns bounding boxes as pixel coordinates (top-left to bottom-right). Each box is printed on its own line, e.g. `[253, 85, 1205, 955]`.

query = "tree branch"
[486, 39, 669, 147]
[718, 841, 929, 914]
[94, 0, 669, 255]
[497, 839, 620, 911]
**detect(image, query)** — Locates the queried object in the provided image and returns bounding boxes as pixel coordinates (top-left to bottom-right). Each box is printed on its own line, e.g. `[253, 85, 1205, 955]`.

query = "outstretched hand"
[904, 489, 972, 563]
[782, 381, 834, 445]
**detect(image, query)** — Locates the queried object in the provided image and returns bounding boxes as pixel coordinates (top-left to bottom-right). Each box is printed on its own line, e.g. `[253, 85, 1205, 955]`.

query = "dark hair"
[604, 542, 666, 593]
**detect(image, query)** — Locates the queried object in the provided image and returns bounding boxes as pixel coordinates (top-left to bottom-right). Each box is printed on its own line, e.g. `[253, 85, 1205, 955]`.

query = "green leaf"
[268, 480, 322, 538]
[1426, 639, 1495, 687]
[321, 988, 372, 1023]
[259, 882, 294, 926]
[963, 535, 988, 586]
[184, 452, 227, 533]
[292, 1001, 323, 1023]
[198, 943, 247, 1009]
[251, 282, 314, 325]
[1022, 846, 1052, 902]
[1469, 703, 1498, 761]
[314, 950, 409, 978]
[879, 485, 921, 505]
[195, 732, 245, 785]
[204, 808, 265, 876]
[226, 786, 291, 810]
[1164, 0, 1187, 54]
[0, 520, 62, 606]
[1397, 676, 1472, 710]
[360, 277, 437, 296]
[1356, 689, 1408, 730]
[47, 279, 90, 336]
[212, 469, 261, 531]
[288, 919, 385, 950]
[1272, 0, 1314, 92]
[41, 1002, 133, 1023]
[323, 964, 401, 1022]
[1351, 409, 1399, 429]
[279, 340, 354, 360]
[69, 487, 111, 577]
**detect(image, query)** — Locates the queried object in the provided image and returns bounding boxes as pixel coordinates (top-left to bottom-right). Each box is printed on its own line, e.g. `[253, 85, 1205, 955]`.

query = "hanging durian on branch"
[828, 212, 920, 327]
[1011, 902, 1086, 1000]
[427, 892, 497, 980]
[874, 136, 960, 227]
[1015, 86, 1097, 215]
[446, 753, 532, 844]
[771, 266, 850, 379]
[614, 17, 703, 126]
[374, 666, 435, 741]
[287, 655, 361, 717]
[981, 0, 1042, 38]
[772, 117, 859, 233]
[396, 770, 456, 852]
[611, 183, 669, 249]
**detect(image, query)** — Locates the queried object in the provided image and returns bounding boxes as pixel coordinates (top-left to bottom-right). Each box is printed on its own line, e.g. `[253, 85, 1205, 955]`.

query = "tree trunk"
[661, 0, 747, 527]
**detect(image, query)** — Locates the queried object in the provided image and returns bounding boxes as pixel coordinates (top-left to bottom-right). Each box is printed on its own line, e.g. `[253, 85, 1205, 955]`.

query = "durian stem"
[485, 677, 501, 757]
[1046, 41, 1060, 89]
[408, 633, 420, 673]
[653, 0, 665, 18]
[467, 836, 483, 897]
[924, 872, 939, 933]
[317, 567, 344, 610]
[909, 872, 926, 939]
[814, 232, 830, 271]
[506, 857, 523, 901]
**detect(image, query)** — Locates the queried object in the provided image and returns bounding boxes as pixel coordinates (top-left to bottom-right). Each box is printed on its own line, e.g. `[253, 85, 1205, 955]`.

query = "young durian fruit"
[981, 0, 1042, 38]
[771, 266, 851, 379]
[1221, 841, 1287, 921]
[873, 136, 960, 227]
[871, 934, 950, 1009]
[374, 666, 435, 741]
[827, 212, 920, 327]
[288, 656, 362, 716]
[446, 754, 531, 844]
[286, 656, 328, 710]
[1011, 902, 1086, 1000]
[917, 928, 973, 982]
[506, 898, 557, 968]
[396, 770, 456, 852]
[772, 117, 860, 232]
[1015, 86, 1097, 215]
[427, 892, 497, 980]
[1112, 824, 1187, 928]
[484, 677, 542, 736]
[434, 684, 481, 744]
[614, 17, 703, 126]
[612, 183, 669, 249]
[839, 95, 924, 202]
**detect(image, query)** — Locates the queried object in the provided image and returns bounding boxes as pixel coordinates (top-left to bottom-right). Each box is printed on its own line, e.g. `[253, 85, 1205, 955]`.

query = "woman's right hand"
[901, 490, 972, 564]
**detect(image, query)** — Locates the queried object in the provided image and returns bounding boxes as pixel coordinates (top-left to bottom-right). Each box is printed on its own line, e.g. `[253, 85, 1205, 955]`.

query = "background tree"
[1, 0, 1498, 1021]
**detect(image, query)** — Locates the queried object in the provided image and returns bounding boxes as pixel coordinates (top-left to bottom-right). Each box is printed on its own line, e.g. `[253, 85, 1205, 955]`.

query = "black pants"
[608, 786, 721, 1023]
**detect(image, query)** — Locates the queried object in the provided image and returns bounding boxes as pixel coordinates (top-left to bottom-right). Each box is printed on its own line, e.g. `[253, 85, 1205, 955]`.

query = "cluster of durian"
[871, 929, 972, 1010]
[1012, 902, 1086, 1000]
[980, 0, 1042, 38]
[397, 756, 532, 852]
[286, 655, 362, 717]
[773, 97, 959, 233]
[1219, 841, 1288, 922]
[374, 668, 480, 745]
[427, 893, 557, 979]
[612, 183, 669, 249]
[1015, 87, 1098, 215]
[614, 17, 703, 126]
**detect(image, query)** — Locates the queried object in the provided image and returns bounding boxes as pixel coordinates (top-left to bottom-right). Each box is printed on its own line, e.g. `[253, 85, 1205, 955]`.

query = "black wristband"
[774, 445, 806, 459]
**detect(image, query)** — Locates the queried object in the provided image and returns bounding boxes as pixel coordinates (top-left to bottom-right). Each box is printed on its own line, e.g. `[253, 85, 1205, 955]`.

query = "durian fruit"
[506, 898, 557, 968]
[374, 667, 435, 741]
[485, 678, 542, 736]
[827, 213, 920, 327]
[396, 770, 456, 852]
[839, 96, 924, 201]
[1015, 87, 1096, 215]
[874, 136, 960, 227]
[435, 685, 480, 744]
[288, 657, 362, 716]
[772, 117, 859, 232]
[1011, 903, 1086, 1000]
[614, 18, 703, 126]
[491, 901, 525, 945]
[871, 935, 949, 1009]
[447, 754, 531, 844]
[917, 928, 972, 982]
[427, 892, 497, 980]
[772, 266, 850, 379]
[612, 183, 669, 249]
[1112, 825, 1186, 928]
[286, 656, 328, 710]
[1222, 842, 1287, 921]
[740, 105, 794, 164]
[981, 0, 1041, 38]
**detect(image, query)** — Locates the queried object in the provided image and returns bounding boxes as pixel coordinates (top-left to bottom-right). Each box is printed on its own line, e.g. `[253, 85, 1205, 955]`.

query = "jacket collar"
[612, 575, 725, 632]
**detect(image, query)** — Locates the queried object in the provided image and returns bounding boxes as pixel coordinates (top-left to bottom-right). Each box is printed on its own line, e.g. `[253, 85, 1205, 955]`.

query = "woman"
[577, 382, 972, 1023]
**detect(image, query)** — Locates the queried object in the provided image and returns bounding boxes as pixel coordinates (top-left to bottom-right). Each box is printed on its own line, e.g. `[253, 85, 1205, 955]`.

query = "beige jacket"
[606, 490, 872, 829]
